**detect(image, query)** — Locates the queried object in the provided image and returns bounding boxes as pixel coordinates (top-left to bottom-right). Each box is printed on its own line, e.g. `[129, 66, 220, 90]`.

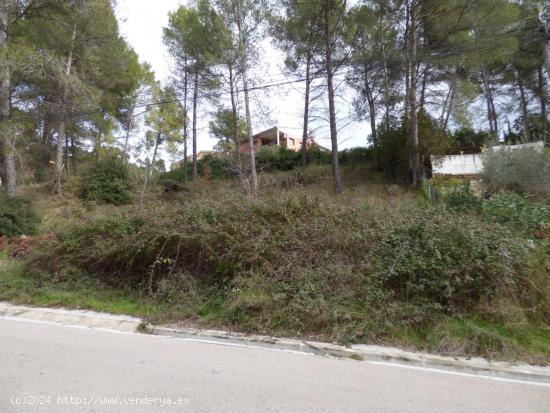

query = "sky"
[114, 0, 369, 166]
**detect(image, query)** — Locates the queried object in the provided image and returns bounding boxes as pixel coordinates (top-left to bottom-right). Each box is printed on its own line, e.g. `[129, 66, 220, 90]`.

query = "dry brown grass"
[3, 165, 549, 363]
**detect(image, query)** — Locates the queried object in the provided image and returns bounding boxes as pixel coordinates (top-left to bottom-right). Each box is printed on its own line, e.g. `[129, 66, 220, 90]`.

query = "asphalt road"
[1, 318, 549, 413]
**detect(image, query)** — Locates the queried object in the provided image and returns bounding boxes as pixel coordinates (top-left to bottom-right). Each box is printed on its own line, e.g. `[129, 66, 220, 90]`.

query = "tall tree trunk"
[517, 75, 530, 143]
[149, 134, 159, 179]
[94, 123, 102, 160]
[408, 3, 420, 188]
[301, 51, 312, 167]
[440, 82, 452, 127]
[538, 66, 548, 142]
[242, 67, 258, 197]
[367, 98, 376, 141]
[489, 92, 498, 141]
[140, 133, 160, 209]
[182, 61, 189, 184]
[364, 62, 376, 141]
[192, 69, 198, 179]
[44, 114, 53, 146]
[122, 107, 134, 163]
[0, 0, 16, 198]
[235, 9, 257, 197]
[419, 64, 429, 111]
[0, 154, 4, 190]
[41, 114, 53, 166]
[538, 8, 549, 80]
[55, 23, 76, 194]
[483, 83, 494, 139]
[404, 3, 410, 122]
[544, 35, 550, 79]
[324, 3, 342, 194]
[443, 87, 455, 132]
[229, 64, 243, 177]
[41, 116, 49, 142]
[380, 20, 391, 130]
[64, 134, 70, 177]
[183, 131, 188, 182]
[70, 134, 76, 174]
[481, 70, 498, 142]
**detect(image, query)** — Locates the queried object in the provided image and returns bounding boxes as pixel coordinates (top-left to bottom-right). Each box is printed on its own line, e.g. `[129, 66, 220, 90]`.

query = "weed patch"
[13, 192, 548, 360]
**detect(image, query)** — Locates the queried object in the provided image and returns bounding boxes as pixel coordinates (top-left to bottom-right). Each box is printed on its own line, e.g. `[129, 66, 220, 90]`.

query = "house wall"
[432, 141, 545, 176]
[239, 138, 262, 154]
[432, 154, 484, 175]
[239, 129, 304, 154]
[492, 141, 544, 152]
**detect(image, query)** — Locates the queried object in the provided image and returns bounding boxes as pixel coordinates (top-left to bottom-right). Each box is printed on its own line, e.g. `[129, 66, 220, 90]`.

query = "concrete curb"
[2, 302, 549, 384]
[150, 325, 550, 384]
[0, 302, 142, 333]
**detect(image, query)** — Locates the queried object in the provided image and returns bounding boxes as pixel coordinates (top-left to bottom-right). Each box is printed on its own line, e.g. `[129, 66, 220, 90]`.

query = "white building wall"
[491, 141, 544, 152]
[432, 142, 545, 176]
[432, 154, 484, 175]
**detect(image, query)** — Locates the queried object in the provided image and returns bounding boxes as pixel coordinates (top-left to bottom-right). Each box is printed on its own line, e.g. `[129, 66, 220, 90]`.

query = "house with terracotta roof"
[239, 127, 329, 154]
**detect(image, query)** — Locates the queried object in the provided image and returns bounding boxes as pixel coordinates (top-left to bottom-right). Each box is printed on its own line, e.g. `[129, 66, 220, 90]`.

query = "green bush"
[375, 208, 524, 314]
[160, 165, 188, 182]
[444, 182, 482, 213]
[198, 155, 236, 179]
[482, 193, 550, 232]
[254, 146, 332, 172]
[308, 147, 332, 164]
[0, 195, 40, 237]
[374, 120, 408, 180]
[256, 146, 301, 171]
[431, 177, 549, 232]
[25, 194, 548, 341]
[339, 147, 373, 165]
[78, 157, 132, 205]
[482, 147, 550, 196]
[374, 111, 452, 180]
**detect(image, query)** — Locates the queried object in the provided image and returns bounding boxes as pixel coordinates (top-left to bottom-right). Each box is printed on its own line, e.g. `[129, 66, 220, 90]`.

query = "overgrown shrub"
[78, 157, 132, 205]
[309, 147, 332, 164]
[444, 182, 482, 213]
[339, 147, 373, 165]
[430, 177, 549, 232]
[374, 208, 526, 314]
[482, 147, 550, 196]
[0, 195, 40, 237]
[25, 194, 548, 341]
[160, 165, 190, 182]
[425, 178, 480, 212]
[374, 120, 408, 180]
[374, 111, 452, 180]
[162, 149, 331, 182]
[256, 146, 301, 171]
[198, 155, 236, 179]
[255, 146, 331, 171]
[482, 193, 550, 232]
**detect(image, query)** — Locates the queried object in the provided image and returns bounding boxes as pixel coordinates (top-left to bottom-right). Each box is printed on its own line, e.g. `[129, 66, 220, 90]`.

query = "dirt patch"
[534, 229, 549, 240]
[1, 234, 56, 258]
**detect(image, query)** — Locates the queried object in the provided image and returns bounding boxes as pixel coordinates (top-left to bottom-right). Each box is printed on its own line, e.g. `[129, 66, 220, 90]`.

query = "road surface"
[1, 318, 548, 412]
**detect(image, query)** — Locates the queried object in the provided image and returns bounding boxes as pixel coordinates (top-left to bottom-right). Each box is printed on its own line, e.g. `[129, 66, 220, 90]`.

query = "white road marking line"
[364, 360, 550, 388]
[2, 315, 549, 388]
